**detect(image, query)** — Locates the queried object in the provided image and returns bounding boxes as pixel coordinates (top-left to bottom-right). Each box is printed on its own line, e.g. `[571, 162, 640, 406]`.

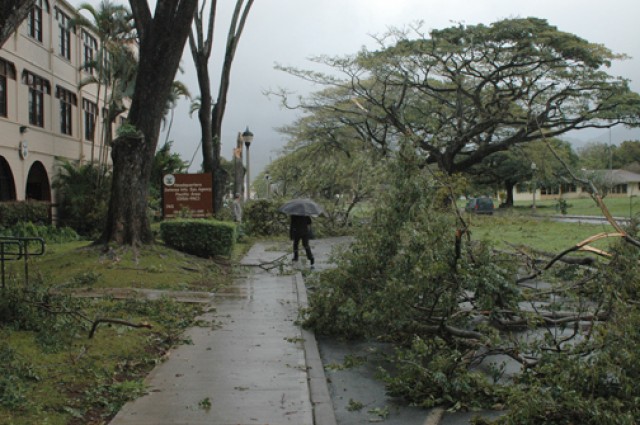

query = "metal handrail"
[0, 237, 46, 288]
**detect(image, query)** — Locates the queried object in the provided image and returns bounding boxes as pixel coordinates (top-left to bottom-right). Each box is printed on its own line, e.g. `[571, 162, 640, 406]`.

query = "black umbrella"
[278, 198, 325, 216]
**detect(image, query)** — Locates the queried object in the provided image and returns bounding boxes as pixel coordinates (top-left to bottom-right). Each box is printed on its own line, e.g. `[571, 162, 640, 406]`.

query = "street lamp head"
[242, 126, 254, 147]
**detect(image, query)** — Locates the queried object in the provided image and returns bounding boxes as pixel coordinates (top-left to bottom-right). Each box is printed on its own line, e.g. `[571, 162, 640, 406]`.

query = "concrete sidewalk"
[109, 239, 342, 425]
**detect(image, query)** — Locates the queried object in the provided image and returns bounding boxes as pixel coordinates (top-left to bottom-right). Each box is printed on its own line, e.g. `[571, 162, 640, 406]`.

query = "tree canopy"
[269, 105, 387, 226]
[278, 17, 640, 175]
[468, 138, 578, 205]
[578, 139, 640, 170]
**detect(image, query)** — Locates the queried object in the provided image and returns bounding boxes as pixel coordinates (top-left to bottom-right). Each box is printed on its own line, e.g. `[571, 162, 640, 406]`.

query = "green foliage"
[491, 236, 640, 425]
[160, 219, 236, 257]
[578, 140, 640, 170]
[304, 149, 640, 422]
[305, 152, 515, 344]
[116, 122, 140, 138]
[0, 282, 86, 356]
[469, 138, 579, 204]
[270, 109, 388, 231]
[0, 222, 79, 243]
[243, 199, 287, 237]
[383, 336, 500, 409]
[0, 201, 50, 227]
[53, 159, 111, 238]
[0, 238, 212, 424]
[0, 346, 37, 409]
[280, 17, 640, 179]
[84, 379, 147, 416]
[149, 142, 188, 221]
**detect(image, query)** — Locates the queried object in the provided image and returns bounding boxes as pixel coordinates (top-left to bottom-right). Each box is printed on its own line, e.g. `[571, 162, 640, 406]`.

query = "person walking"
[290, 214, 314, 268]
[232, 193, 243, 223]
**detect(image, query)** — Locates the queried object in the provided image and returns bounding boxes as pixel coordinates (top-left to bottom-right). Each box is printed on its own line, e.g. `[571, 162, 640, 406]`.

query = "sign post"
[162, 173, 213, 219]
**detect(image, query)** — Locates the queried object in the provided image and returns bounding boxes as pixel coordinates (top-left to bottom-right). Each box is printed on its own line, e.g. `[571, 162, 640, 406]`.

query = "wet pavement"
[109, 241, 315, 425]
[109, 236, 497, 425]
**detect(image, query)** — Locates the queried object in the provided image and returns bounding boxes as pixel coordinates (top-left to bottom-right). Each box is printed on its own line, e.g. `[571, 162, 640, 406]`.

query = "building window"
[560, 183, 577, 194]
[82, 30, 97, 72]
[22, 71, 50, 128]
[0, 58, 16, 118]
[83, 98, 98, 141]
[56, 86, 77, 135]
[611, 184, 628, 195]
[541, 186, 560, 195]
[55, 8, 73, 60]
[28, 1, 43, 41]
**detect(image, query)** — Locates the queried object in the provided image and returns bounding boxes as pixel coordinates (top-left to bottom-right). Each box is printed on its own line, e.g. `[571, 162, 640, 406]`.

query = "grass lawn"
[464, 213, 621, 254]
[513, 195, 640, 219]
[0, 237, 254, 425]
[35, 241, 233, 291]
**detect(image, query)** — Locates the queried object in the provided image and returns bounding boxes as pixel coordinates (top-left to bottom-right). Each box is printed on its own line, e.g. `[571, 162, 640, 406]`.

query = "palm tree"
[73, 1, 136, 166]
[162, 80, 192, 147]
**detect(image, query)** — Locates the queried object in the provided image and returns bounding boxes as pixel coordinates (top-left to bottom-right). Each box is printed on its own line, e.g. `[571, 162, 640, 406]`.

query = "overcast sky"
[77, 0, 640, 178]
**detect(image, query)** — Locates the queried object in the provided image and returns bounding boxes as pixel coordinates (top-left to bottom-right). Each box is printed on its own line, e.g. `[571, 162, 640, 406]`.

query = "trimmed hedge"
[160, 219, 236, 258]
[0, 201, 50, 227]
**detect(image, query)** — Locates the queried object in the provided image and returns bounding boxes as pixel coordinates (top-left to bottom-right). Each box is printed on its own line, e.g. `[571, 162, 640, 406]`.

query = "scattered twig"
[257, 254, 289, 271]
[89, 318, 152, 339]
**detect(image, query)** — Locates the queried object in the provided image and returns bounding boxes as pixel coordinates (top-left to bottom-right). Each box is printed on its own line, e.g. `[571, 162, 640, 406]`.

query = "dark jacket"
[290, 215, 311, 239]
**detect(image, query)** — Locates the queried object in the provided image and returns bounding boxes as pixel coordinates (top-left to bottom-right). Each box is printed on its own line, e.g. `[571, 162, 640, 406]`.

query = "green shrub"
[0, 222, 79, 244]
[244, 199, 287, 237]
[160, 219, 235, 257]
[53, 159, 110, 238]
[0, 201, 50, 227]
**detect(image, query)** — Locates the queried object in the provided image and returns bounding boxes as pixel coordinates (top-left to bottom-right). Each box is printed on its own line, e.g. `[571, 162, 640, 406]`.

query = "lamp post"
[531, 162, 537, 211]
[242, 127, 254, 200]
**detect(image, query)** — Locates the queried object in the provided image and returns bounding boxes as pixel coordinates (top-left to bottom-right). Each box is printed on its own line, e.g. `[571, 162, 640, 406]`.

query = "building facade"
[513, 169, 640, 202]
[0, 0, 116, 204]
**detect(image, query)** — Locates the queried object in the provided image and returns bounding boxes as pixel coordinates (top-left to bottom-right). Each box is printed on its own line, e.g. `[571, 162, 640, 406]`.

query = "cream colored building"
[513, 169, 640, 201]
[0, 0, 117, 203]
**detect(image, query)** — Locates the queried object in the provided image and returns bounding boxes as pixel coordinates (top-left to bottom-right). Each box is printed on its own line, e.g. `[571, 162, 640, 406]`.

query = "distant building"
[514, 169, 640, 201]
[0, 0, 123, 204]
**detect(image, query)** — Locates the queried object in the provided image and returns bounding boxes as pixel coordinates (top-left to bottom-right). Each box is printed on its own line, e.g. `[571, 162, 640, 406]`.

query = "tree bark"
[190, 0, 253, 214]
[0, 0, 35, 47]
[504, 180, 515, 207]
[100, 0, 198, 245]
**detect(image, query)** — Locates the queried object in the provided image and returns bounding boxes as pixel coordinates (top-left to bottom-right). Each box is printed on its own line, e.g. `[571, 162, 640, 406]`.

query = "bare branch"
[89, 317, 152, 339]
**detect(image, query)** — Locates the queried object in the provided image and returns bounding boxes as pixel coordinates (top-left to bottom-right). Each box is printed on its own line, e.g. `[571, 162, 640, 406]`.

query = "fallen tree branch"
[503, 244, 596, 266]
[517, 232, 623, 282]
[89, 318, 152, 339]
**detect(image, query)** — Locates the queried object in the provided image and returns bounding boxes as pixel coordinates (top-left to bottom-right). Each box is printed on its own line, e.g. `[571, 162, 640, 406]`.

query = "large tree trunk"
[105, 133, 154, 244]
[100, 0, 198, 245]
[504, 180, 515, 207]
[0, 0, 35, 47]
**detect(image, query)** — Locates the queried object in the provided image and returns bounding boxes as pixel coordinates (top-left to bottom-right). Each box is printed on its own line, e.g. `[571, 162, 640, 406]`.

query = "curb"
[294, 272, 338, 425]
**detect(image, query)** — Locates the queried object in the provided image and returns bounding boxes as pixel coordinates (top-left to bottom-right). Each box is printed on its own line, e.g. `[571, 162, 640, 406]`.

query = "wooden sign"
[162, 173, 213, 218]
